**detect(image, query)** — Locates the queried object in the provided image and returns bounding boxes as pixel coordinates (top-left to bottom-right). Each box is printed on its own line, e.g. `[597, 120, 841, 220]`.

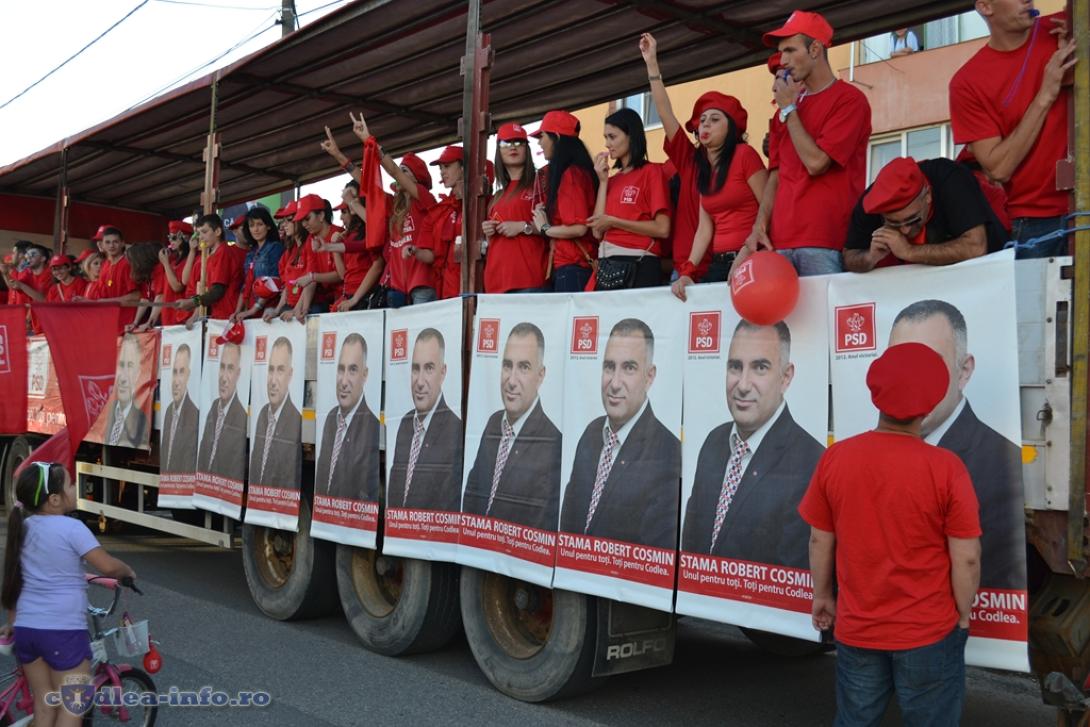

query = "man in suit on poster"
[463, 322, 562, 531]
[249, 337, 303, 489]
[315, 333, 380, 501]
[681, 320, 824, 569]
[387, 328, 463, 512]
[161, 343, 199, 474]
[105, 334, 149, 448]
[889, 298, 1025, 590]
[560, 318, 681, 549]
[197, 341, 248, 483]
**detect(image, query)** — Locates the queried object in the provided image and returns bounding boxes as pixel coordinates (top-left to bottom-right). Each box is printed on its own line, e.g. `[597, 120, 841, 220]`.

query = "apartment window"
[620, 92, 662, 129]
[867, 123, 954, 184]
[860, 11, 989, 62]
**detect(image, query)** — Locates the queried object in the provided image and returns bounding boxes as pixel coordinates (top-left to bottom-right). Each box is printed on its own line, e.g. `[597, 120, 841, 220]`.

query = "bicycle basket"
[112, 620, 150, 658]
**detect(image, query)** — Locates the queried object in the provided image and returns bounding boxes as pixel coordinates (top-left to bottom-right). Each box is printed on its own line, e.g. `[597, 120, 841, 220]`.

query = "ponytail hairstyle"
[695, 116, 740, 196]
[544, 132, 599, 220]
[2, 462, 66, 611]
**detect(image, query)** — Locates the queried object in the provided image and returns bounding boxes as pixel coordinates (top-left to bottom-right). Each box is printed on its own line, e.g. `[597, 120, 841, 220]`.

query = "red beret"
[497, 122, 528, 142]
[529, 110, 580, 138]
[400, 153, 432, 190]
[431, 145, 464, 166]
[685, 92, 748, 135]
[866, 343, 949, 420]
[763, 10, 834, 47]
[863, 157, 927, 214]
[168, 220, 193, 235]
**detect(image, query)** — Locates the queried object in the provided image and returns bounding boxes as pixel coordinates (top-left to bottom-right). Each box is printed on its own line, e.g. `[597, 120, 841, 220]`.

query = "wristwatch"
[522, 222, 534, 235]
[539, 222, 552, 236]
[778, 103, 797, 123]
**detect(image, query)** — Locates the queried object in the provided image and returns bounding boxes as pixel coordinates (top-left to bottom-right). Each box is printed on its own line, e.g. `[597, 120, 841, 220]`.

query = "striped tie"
[584, 428, 619, 533]
[326, 410, 348, 494]
[486, 419, 515, 516]
[403, 415, 425, 507]
[709, 433, 749, 552]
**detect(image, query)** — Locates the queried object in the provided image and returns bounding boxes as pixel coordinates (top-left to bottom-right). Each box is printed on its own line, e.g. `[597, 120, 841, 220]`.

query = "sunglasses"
[881, 187, 929, 231]
[498, 139, 527, 148]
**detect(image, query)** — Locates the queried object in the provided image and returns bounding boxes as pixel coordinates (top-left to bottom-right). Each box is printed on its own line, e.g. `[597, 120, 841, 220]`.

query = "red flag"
[16, 428, 72, 476]
[33, 303, 121, 465]
[0, 306, 28, 434]
[360, 136, 388, 251]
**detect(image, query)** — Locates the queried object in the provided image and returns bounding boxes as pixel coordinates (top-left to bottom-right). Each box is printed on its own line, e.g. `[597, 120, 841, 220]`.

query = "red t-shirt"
[339, 229, 379, 302]
[700, 144, 765, 254]
[93, 256, 138, 326]
[769, 80, 871, 250]
[662, 131, 710, 275]
[279, 244, 308, 307]
[602, 163, 671, 256]
[46, 276, 85, 303]
[546, 166, 597, 269]
[159, 257, 188, 326]
[798, 431, 982, 650]
[203, 243, 244, 320]
[485, 184, 548, 293]
[949, 14, 1069, 218]
[384, 184, 437, 294]
[303, 226, 342, 308]
[428, 195, 463, 300]
[17, 267, 54, 298]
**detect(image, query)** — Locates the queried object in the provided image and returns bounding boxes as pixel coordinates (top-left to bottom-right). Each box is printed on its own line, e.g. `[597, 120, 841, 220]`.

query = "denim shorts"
[14, 626, 92, 670]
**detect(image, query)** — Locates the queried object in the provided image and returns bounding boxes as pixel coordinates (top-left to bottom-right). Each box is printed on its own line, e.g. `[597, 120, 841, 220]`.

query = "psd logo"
[77, 375, 114, 423]
[730, 259, 755, 294]
[254, 336, 268, 363]
[161, 344, 172, 369]
[835, 303, 877, 353]
[477, 318, 500, 354]
[688, 311, 721, 354]
[621, 185, 640, 205]
[0, 324, 9, 374]
[402, 215, 415, 234]
[207, 334, 220, 360]
[390, 329, 409, 362]
[321, 332, 337, 361]
[571, 316, 599, 355]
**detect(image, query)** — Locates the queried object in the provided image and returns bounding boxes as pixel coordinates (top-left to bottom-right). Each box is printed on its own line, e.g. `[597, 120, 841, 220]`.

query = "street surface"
[2, 520, 1055, 725]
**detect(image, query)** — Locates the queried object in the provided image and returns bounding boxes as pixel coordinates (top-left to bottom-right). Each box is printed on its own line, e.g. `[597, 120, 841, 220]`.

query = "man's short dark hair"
[196, 214, 224, 236]
[734, 319, 792, 367]
[416, 327, 445, 352]
[271, 336, 292, 357]
[508, 322, 545, 360]
[342, 332, 367, 359]
[13, 240, 32, 252]
[892, 299, 968, 364]
[102, 226, 124, 240]
[800, 33, 829, 58]
[609, 318, 655, 360]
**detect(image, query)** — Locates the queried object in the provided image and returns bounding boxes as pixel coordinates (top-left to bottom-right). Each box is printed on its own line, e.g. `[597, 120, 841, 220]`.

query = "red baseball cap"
[252, 276, 281, 300]
[230, 213, 248, 229]
[400, 153, 432, 190]
[763, 10, 834, 47]
[863, 158, 927, 214]
[431, 145, 464, 166]
[529, 110, 580, 138]
[274, 200, 298, 219]
[767, 52, 783, 75]
[497, 123, 528, 142]
[293, 194, 328, 222]
[685, 92, 748, 135]
[168, 220, 193, 235]
[75, 248, 96, 264]
[92, 224, 118, 242]
[215, 321, 245, 346]
[866, 342, 949, 420]
[332, 202, 347, 212]
[49, 254, 72, 268]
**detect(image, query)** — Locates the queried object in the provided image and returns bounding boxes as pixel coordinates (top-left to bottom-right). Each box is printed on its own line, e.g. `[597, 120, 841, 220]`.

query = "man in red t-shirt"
[1, 244, 54, 333]
[746, 11, 871, 276]
[949, 5, 1076, 257]
[175, 214, 244, 323]
[799, 343, 981, 725]
[86, 226, 140, 327]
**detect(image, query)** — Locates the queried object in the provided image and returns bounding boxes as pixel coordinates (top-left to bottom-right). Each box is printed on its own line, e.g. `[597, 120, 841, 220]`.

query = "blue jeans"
[835, 626, 968, 727]
[411, 286, 437, 305]
[778, 247, 843, 276]
[387, 289, 408, 309]
[553, 264, 592, 292]
[1011, 215, 1068, 258]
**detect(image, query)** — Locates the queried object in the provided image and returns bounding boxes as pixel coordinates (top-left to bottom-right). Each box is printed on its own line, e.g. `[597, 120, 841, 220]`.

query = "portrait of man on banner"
[161, 342, 199, 474]
[104, 334, 150, 448]
[249, 336, 303, 489]
[197, 340, 248, 483]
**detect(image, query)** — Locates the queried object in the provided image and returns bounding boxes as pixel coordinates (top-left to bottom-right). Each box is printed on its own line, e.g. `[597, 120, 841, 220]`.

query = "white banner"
[243, 319, 307, 532]
[553, 288, 684, 612]
[158, 326, 203, 510]
[382, 299, 464, 562]
[311, 310, 385, 549]
[456, 295, 565, 587]
[675, 280, 830, 641]
[193, 320, 252, 520]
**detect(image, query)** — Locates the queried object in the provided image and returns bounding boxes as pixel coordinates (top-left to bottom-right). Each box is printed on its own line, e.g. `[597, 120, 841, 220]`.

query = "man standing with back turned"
[800, 343, 981, 726]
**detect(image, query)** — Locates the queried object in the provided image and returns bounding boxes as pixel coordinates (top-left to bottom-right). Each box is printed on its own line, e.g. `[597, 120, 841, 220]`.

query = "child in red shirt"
[87, 227, 140, 327]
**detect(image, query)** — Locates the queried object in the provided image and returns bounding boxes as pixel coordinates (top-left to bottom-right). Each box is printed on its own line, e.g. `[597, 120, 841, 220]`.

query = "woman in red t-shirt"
[429, 146, 466, 300]
[45, 256, 87, 303]
[323, 181, 386, 311]
[158, 225, 195, 327]
[588, 108, 672, 290]
[529, 110, 599, 293]
[483, 123, 549, 293]
[263, 212, 307, 322]
[80, 251, 103, 299]
[124, 242, 162, 331]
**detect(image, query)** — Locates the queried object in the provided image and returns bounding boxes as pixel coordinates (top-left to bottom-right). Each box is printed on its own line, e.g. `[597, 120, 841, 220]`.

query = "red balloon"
[144, 644, 163, 674]
[729, 251, 800, 325]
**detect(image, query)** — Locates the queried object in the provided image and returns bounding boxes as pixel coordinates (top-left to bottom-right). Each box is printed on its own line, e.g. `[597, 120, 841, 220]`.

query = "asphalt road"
[2, 521, 1056, 726]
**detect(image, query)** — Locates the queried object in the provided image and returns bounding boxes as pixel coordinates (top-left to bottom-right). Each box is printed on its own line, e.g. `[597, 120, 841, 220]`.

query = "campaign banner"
[311, 311, 385, 549]
[158, 326, 204, 509]
[456, 295, 566, 587]
[243, 320, 306, 532]
[193, 320, 252, 520]
[383, 298, 464, 562]
[0, 308, 27, 434]
[828, 251, 1028, 672]
[85, 331, 159, 451]
[675, 279, 830, 641]
[554, 289, 684, 612]
[25, 336, 65, 436]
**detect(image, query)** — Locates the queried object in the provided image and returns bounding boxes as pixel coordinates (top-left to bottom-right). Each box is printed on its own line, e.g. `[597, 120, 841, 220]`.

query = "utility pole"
[280, 0, 296, 37]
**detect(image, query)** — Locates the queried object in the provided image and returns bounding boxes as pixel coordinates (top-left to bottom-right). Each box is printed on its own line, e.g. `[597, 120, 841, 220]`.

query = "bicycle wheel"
[87, 667, 157, 727]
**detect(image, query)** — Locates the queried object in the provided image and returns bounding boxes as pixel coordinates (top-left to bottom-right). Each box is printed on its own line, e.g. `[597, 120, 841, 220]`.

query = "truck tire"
[1, 436, 31, 513]
[460, 567, 598, 702]
[242, 497, 338, 620]
[336, 545, 461, 656]
[740, 627, 830, 656]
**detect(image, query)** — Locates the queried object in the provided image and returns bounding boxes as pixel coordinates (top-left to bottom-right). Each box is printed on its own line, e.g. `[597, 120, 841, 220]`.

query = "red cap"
[293, 194, 328, 222]
[763, 10, 834, 47]
[49, 254, 71, 268]
[252, 276, 281, 300]
[1, 254, 12, 265]
[215, 321, 245, 346]
[168, 220, 193, 235]
[274, 201, 298, 220]
[230, 214, 248, 229]
[75, 248, 96, 264]
[400, 153, 432, 190]
[497, 122, 528, 142]
[529, 110, 580, 138]
[332, 202, 347, 212]
[431, 145, 464, 166]
[767, 52, 783, 75]
[866, 342, 949, 420]
[92, 224, 118, 242]
[863, 157, 927, 214]
[685, 92, 748, 134]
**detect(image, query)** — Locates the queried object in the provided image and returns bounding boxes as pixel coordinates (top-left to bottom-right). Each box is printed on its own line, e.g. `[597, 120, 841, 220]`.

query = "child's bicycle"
[0, 575, 159, 726]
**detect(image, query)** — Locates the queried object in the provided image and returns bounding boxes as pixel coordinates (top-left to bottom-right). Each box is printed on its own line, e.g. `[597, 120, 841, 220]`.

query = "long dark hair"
[492, 145, 535, 197]
[241, 206, 281, 247]
[125, 242, 161, 284]
[2, 463, 66, 610]
[544, 133, 598, 219]
[343, 181, 365, 239]
[696, 118, 740, 196]
[603, 108, 648, 170]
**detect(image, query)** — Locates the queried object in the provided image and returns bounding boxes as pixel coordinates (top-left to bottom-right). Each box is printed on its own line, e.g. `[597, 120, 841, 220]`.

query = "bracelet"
[676, 260, 698, 280]
[192, 295, 202, 306]
[648, 74, 662, 82]
[341, 159, 355, 172]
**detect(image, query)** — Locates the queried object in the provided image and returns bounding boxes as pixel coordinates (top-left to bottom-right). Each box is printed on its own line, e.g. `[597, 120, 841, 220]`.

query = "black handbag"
[352, 285, 389, 310]
[595, 257, 638, 290]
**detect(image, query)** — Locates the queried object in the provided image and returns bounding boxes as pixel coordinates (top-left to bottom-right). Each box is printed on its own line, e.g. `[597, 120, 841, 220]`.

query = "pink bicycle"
[0, 575, 159, 726]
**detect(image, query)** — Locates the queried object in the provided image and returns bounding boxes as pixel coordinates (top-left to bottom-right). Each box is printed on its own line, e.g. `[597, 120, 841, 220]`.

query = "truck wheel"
[242, 497, 338, 620]
[740, 627, 830, 656]
[336, 545, 461, 656]
[1, 437, 31, 513]
[460, 567, 598, 702]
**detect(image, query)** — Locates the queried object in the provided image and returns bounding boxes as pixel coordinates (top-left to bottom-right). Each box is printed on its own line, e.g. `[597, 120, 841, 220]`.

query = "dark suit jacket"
[161, 394, 199, 474]
[559, 403, 681, 549]
[248, 397, 303, 490]
[462, 401, 562, 531]
[106, 401, 148, 448]
[197, 395, 248, 483]
[938, 400, 1026, 590]
[315, 398, 380, 501]
[387, 396, 463, 511]
[681, 406, 824, 569]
